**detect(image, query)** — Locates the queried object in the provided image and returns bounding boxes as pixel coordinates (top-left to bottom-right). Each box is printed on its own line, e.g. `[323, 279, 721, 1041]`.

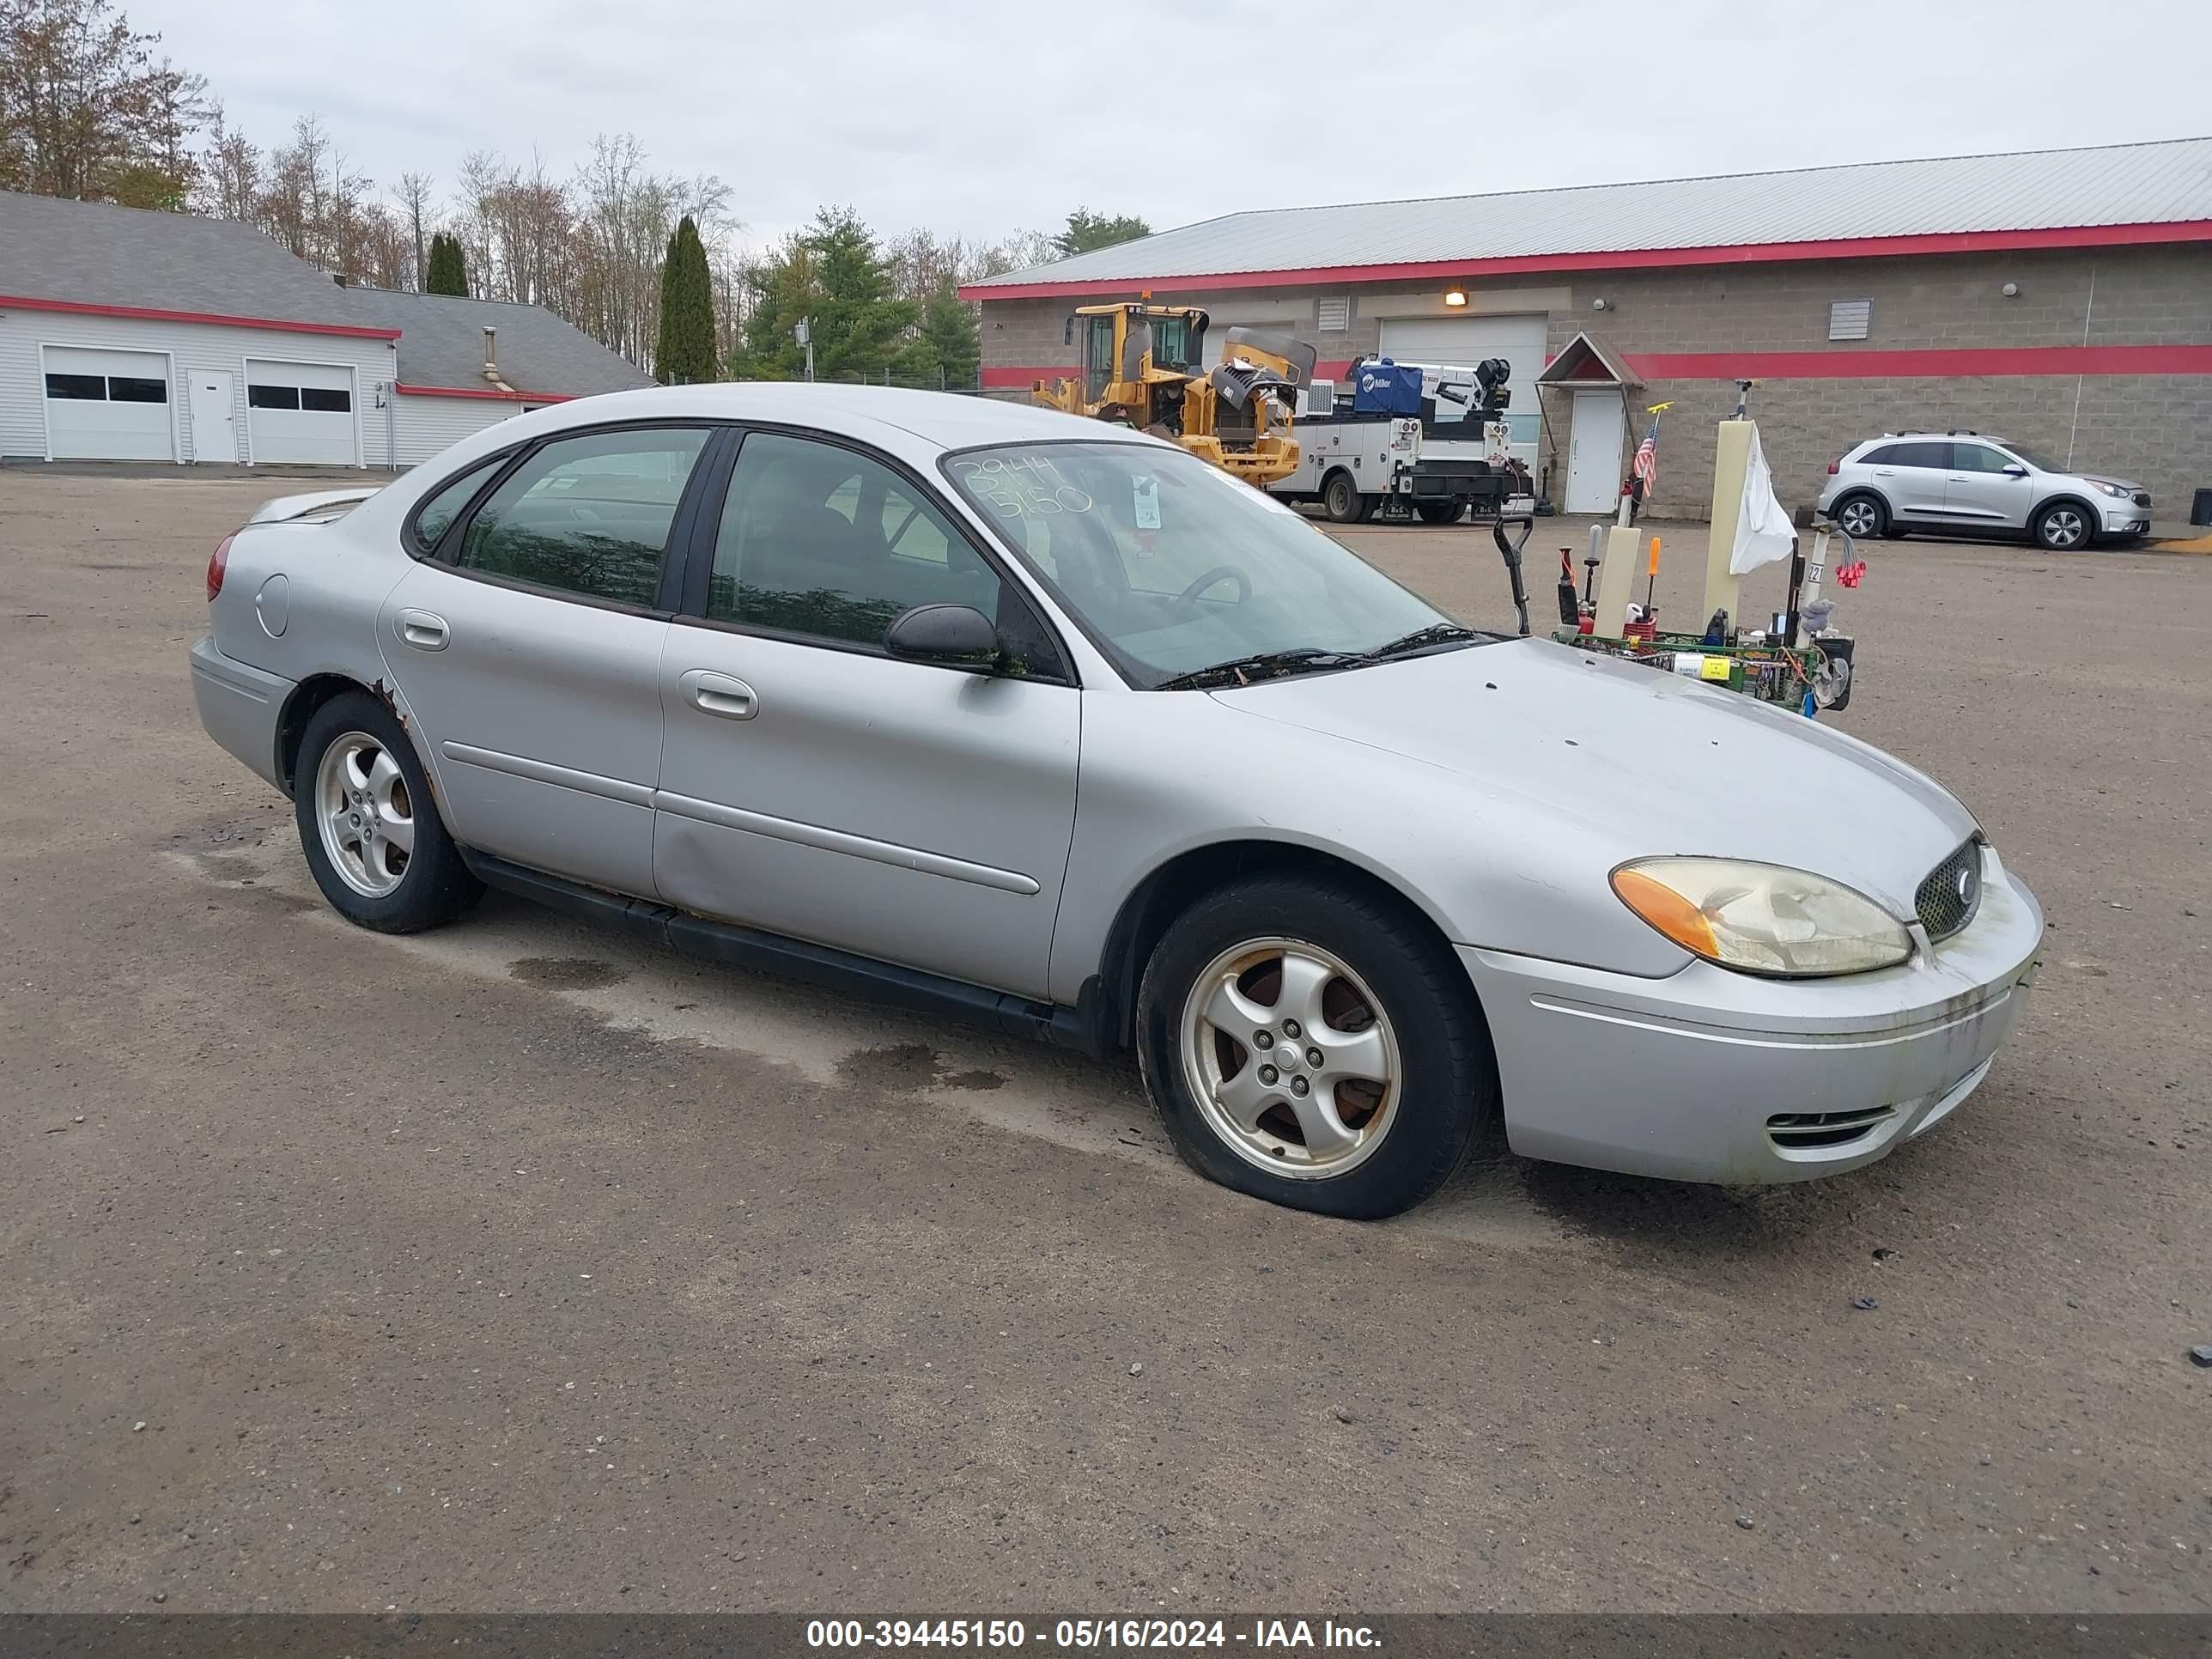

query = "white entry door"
[1565, 389, 1626, 514]
[187, 370, 237, 464]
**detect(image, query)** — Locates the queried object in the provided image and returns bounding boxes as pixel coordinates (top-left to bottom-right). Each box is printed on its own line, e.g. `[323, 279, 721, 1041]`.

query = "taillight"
[206, 533, 234, 603]
[1826, 459, 1840, 475]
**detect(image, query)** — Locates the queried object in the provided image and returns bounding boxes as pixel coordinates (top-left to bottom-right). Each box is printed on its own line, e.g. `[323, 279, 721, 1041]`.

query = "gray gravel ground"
[1, 474, 2207, 1613]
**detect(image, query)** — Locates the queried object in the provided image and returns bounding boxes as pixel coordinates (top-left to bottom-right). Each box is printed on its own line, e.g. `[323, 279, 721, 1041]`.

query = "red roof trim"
[958, 220, 2212, 301]
[394, 382, 574, 404]
[0, 293, 401, 340]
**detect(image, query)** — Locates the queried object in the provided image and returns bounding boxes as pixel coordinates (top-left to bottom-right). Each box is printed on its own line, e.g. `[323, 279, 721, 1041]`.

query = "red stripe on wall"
[958, 221, 2212, 301]
[1622, 344, 2212, 379]
[393, 382, 574, 403]
[0, 293, 402, 340]
[979, 366, 1077, 388]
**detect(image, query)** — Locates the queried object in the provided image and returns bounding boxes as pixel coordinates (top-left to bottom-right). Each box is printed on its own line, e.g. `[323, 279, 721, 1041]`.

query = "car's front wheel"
[2033, 501, 2092, 550]
[294, 690, 482, 933]
[1136, 874, 1492, 1218]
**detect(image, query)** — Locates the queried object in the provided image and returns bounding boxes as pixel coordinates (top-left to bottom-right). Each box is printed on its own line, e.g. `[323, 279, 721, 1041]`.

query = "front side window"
[708, 432, 1056, 670]
[1951, 443, 2018, 474]
[457, 426, 708, 606]
[945, 441, 1458, 688]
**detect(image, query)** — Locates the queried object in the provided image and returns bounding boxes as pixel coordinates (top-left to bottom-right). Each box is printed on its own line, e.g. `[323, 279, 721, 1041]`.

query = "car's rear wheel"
[1322, 471, 1366, 525]
[295, 690, 481, 933]
[1135, 874, 1491, 1218]
[1415, 501, 1463, 526]
[2033, 501, 2091, 550]
[1832, 493, 1887, 541]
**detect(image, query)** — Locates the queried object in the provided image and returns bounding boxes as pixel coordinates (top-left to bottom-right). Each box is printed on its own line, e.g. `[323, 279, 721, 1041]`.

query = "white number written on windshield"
[951, 453, 1093, 518]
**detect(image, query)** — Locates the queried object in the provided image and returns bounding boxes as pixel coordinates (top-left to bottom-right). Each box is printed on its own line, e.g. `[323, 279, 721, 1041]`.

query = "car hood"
[1208, 637, 1978, 916]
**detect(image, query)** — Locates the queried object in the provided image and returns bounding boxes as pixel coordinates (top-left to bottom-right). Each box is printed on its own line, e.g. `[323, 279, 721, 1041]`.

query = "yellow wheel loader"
[1032, 303, 1317, 488]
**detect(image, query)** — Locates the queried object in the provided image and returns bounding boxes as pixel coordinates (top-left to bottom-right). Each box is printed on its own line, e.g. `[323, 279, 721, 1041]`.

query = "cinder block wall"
[978, 244, 2212, 521]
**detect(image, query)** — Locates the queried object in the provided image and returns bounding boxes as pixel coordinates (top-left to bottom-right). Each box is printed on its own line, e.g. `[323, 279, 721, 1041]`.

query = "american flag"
[1631, 413, 1661, 495]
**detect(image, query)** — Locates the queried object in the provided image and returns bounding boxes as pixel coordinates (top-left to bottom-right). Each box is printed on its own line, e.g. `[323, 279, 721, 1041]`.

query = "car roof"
[1859, 431, 2013, 444]
[532, 381, 1153, 453]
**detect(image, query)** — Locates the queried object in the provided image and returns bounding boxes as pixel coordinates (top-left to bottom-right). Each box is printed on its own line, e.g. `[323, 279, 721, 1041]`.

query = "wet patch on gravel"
[507, 956, 630, 990]
[836, 1042, 942, 1091]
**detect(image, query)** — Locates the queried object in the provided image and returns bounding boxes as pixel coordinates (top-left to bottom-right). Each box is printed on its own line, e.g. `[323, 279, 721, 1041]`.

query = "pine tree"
[895, 276, 980, 388]
[1053, 209, 1150, 258]
[425, 231, 468, 296]
[654, 215, 715, 386]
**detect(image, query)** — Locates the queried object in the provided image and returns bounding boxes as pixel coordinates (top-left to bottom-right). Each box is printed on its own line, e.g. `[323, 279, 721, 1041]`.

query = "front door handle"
[681, 668, 757, 720]
[396, 609, 448, 651]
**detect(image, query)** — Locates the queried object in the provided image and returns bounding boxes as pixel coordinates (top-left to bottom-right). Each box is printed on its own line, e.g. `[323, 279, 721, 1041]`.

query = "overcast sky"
[141, 0, 2212, 257]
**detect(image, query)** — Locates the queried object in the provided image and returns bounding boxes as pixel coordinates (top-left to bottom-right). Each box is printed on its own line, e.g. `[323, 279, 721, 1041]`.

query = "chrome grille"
[1914, 840, 1984, 942]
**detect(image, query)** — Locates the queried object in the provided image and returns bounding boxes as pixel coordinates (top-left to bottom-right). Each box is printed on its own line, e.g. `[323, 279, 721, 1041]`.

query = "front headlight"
[2089, 479, 2130, 497]
[1610, 858, 1912, 977]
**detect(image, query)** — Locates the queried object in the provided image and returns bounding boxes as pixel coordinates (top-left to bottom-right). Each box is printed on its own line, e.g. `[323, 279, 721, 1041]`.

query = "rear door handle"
[396, 609, 448, 651]
[680, 668, 757, 720]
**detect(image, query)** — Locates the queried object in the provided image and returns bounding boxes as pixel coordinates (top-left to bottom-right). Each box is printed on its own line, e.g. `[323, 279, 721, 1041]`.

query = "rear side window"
[456, 426, 709, 607]
[410, 456, 507, 554]
[1888, 441, 1950, 469]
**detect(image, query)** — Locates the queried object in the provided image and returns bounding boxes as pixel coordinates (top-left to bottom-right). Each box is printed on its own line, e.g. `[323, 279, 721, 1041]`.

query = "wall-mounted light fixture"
[1592, 297, 1609, 312]
[1443, 289, 1468, 308]
[2001, 282, 2020, 298]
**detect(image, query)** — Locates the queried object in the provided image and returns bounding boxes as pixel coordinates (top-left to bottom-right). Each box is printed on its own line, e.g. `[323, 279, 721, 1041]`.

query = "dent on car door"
[652, 428, 1080, 999]
[377, 424, 719, 896]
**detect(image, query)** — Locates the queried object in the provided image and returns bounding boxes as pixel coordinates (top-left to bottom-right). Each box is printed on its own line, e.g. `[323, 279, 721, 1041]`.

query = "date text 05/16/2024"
[805, 1620, 1382, 1650]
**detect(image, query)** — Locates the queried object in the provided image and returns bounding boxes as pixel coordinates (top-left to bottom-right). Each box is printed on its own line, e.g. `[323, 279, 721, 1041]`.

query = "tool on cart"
[1033, 301, 1316, 487]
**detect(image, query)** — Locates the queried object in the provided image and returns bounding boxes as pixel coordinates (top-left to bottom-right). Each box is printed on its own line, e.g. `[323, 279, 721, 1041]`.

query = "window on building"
[44, 373, 106, 401]
[457, 426, 709, 607]
[1828, 300, 1872, 341]
[247, 385, 301, 410]
[106, 375, 168, 404]
[300, 386, 351, 413]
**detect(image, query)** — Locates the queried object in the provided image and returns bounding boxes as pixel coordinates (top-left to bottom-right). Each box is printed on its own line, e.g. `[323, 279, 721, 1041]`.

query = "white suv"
[1818, 432, 2151, 550]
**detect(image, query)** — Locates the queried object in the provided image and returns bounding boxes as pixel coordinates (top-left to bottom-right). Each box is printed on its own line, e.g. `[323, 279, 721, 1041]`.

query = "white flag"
[1729, 426, 1796, 575]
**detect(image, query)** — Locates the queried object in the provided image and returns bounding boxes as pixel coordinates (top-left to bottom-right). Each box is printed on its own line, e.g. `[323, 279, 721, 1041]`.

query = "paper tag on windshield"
[1133, 476, 1161, 531]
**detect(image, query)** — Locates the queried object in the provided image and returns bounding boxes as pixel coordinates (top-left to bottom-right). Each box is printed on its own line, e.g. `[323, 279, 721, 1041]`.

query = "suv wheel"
[1322, 471, 1366, 524]
[2033, 501, 2091, 550]
[1135, 873, 1492, 1218]
[1832, 493, 1887, 541]
[295, 690, 483, 933]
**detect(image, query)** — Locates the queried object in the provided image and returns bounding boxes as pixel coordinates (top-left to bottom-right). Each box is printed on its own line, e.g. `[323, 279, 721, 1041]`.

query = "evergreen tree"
[425, 231, 468, 296]
[894, 276, 981, 387]
[732, 208, 915, 383]
[1053, 208, 1150, 258]
[654, 215, 715, 385]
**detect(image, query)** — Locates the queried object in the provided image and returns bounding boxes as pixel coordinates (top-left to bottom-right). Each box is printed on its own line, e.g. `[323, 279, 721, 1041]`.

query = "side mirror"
[884, 603, 1001, 668]
[2002, 464, 2029, 477]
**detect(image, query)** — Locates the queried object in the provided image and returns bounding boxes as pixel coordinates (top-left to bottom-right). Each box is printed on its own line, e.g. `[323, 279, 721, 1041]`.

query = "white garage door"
[1378, 313, 1548, 445]
[246, 361, 356, 465]
[42, 346, 173, 461]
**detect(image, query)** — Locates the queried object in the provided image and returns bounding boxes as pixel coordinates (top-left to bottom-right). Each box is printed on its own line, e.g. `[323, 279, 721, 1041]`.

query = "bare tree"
[193, 100, 256, 220]
[395, 169, 434, 289]
[0, 0, 210, 204]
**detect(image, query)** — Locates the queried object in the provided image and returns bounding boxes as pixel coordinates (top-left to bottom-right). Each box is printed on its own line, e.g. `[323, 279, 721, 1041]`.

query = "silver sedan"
[190, 385, 2042, 1218]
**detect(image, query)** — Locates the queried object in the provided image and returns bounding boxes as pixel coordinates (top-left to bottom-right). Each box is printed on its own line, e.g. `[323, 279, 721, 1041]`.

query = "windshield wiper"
[1367, 622, 1482, 659]
[1154, 647, 1373, 691]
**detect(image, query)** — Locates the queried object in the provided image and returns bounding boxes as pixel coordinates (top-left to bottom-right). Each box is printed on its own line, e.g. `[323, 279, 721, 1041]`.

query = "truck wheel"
[1415, 501, 1463, 526]
[1322, 471, 1365, 524]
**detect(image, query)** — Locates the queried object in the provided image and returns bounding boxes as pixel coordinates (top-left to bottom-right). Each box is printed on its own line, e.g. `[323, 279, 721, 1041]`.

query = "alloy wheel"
[1179, 937, 1401, 1178]
[1838, 499, 1879, 538]
[314, 731, 414, 898]
[2042, 507, 2086, 549]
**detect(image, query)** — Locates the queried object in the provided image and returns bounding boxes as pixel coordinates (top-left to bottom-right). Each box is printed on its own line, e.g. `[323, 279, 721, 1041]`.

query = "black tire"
[1322, 471, 1365, 525]
[293, 690, 482, 933]
[1831, 492, 1887, 541]
[1135, 873, 1493, 1219]
[1415, 501, 1463, 526]
[2033, 500, 2093, 551]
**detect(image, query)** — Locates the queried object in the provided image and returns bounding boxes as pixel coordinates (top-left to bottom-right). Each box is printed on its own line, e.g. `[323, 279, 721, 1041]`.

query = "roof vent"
[1828, 300, 1871, 341]
[1317, 295, 1351, 332]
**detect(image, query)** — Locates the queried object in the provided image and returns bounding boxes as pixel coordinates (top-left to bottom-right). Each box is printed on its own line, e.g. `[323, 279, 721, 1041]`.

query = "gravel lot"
[2, 472, 2207, 1613]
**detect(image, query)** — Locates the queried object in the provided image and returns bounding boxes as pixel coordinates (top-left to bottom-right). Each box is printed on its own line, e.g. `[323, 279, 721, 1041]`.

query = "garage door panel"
[246, 360, 356, 465]
[42, 346, 173, 460]
[1377, 314, 1547, 455]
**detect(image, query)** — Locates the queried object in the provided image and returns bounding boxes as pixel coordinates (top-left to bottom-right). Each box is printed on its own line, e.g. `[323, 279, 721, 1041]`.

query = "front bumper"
[1457, 851, 2044, 1183]
[2100, 502, 2150, 537]
[189, 635, 294, 790]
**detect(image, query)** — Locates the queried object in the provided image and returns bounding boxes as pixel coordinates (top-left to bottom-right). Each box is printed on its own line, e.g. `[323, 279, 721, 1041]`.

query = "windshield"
[2006, 443, 2068, 472]
[943, 441, 1460, 688]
